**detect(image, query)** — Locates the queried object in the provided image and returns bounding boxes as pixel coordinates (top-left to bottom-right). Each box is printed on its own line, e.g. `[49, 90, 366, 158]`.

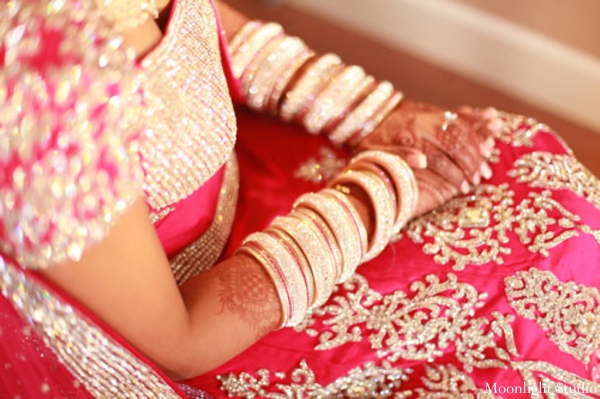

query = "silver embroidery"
[217, 359, 412, 398]
[295, 274, 518, 372]
[141, 0, 237, 219]
[513, 361, 600, 398]
[497, 112, 550, 147]
[293, 146, 346, 184]
[0, 0, 143, 269]
[0, 257, 179, 397]
[416, 364, 495, 398]
[505, 268, 600, 364]
[403, 184, 600, 270]
[509, 151, 600, 212]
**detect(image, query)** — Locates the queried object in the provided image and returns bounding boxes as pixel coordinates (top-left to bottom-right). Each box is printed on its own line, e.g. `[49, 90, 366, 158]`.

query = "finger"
[421, 140, 469, 190]
[479, 161, 493, 180]
[434, 121, 484, 185]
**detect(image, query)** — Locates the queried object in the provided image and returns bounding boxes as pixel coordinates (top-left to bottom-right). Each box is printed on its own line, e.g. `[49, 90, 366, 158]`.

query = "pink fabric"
[155, 167, 225, 256]
[184, 109, 600, 396]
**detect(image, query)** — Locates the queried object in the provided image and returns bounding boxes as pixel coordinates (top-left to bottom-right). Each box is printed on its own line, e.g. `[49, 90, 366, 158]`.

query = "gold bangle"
[329, 81, 395, 146]
[352, 151, 418, 233]
[302, 66, 373, 135]
[279, 53, 343, 122]
[294, 191, 366, 283]
[230, 22, 284, 79]
[293, 207, 343, 284]
[271, 215, 336, 308]
[331, 169, 395, 262]
[347, 91, 403, 147]
[245, 37, 311, 112]
[237, 231, 310, 327]
[265, 227, 315, 316]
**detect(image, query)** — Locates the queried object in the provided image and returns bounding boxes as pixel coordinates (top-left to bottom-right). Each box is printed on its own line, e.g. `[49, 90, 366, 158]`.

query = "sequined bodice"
[0, 0, 237, 269]
[140, 0, 237, 221]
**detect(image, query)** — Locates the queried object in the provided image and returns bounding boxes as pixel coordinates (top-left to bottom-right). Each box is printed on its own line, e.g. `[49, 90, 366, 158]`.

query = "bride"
[1, 0, 599, 396]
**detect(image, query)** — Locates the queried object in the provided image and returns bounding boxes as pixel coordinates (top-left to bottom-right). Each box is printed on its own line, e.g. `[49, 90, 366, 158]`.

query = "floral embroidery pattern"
[295, 274, 518, 372]
[512, 361, 600, 397]
[509, 151, 600, 212]
[505, 269, 600, 364]
[403, 184, 599, 270]
[293, 146, 346, 184]
[497, 112, 551, 147]
[217, 359, 411, 398]
[404, 184, 513, 270]
[415, 364, 494, 398]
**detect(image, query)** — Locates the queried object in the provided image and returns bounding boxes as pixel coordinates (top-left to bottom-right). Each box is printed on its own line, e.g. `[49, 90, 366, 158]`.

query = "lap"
[188, 109, 600, 397]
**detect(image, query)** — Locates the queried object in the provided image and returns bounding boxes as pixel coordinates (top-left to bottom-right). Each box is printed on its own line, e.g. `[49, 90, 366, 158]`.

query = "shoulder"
[0, 0, 145, 269]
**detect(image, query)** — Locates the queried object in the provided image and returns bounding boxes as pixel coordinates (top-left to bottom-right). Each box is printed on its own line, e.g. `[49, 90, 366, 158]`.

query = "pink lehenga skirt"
[184, 108, 600, 397]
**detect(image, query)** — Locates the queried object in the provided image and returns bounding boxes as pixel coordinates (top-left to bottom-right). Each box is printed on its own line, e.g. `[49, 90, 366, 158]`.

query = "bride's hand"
[356, 101, 501, 217]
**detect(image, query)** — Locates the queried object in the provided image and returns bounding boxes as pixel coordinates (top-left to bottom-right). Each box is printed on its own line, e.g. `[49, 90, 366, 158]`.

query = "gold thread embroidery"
[505, 268, 600, 364]
[497, 112, 551, 148]
[293, 146, 346, 184]
[294, 274, 518, 372]
[403, 184, 600, 270]
[403, 184, 514, 270]
[512, 361, 600, 398]
[217, 359, 412, 398]
[0, 258, 179, 397]
[415, 364, 495, 398]
[509, 151, 600, 212]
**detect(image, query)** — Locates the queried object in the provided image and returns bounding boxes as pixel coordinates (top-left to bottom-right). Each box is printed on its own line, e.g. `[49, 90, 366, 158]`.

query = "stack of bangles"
[228, 21, 404, 147]
[235, 151, 418, 327]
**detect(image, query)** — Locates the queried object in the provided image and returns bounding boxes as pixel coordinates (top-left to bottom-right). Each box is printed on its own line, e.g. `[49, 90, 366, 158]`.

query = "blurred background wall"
[459, 0, 600, 59]
[286, 0, 600, 134]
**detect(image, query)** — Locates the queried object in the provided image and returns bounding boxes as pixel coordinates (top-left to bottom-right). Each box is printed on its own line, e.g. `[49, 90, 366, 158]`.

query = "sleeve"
[0, 0, 145, 269]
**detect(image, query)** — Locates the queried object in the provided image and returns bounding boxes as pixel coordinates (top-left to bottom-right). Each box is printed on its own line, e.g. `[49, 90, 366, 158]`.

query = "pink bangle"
[302, 65, 371, 135]
[230, 22, 284, 80]
[347, 91, 403, 147]
[270, 215, 336, 307]
[329, 81, 396, 146]
[330, 169, 395, 262]
[351, 151, 418, 233]
[294, 191, 366, 283]
[279, 53, 343, 122]
[293, 207, 343, 284]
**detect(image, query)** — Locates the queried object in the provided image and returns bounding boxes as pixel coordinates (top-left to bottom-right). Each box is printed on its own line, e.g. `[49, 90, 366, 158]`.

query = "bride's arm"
[42, 195, 374, 381]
